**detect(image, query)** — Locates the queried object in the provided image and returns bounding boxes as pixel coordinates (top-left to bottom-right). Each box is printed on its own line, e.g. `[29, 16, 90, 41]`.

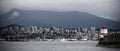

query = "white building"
[30, 26, 38, 33]
[100, 26, 108, 38]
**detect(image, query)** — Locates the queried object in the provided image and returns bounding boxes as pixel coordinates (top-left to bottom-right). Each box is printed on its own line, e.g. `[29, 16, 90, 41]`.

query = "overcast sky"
[0, 0, 120, 22]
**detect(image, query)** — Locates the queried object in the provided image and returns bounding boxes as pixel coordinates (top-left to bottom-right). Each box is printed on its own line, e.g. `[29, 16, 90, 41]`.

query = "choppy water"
[0, 41, 119, 51]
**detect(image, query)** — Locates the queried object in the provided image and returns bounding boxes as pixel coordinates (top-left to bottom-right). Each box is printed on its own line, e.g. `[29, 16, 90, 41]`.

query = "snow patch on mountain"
[8, 11, 19, 20]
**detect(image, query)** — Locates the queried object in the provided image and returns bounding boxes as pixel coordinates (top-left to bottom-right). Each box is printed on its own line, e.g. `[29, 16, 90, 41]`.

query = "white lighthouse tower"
[100, 26, 108, 38]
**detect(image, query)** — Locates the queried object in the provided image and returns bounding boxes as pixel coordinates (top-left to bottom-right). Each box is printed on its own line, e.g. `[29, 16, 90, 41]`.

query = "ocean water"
[0, 41, 119, 51]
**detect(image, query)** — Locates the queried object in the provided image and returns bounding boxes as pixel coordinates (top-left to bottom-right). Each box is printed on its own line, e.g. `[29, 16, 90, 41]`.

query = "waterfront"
[0, 41, 119, 51]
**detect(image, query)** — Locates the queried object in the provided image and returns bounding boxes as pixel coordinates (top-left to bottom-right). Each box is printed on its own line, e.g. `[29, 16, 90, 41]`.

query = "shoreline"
[97, 42, 120, 48]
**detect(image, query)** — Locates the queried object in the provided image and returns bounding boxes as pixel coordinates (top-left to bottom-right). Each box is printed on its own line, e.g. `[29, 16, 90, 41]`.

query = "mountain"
[0, 9, 120, 29]
[5, 24, 21, 28]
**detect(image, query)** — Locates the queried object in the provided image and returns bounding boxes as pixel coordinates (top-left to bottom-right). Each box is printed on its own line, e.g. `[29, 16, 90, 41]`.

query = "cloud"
[0, 0, 120, 21]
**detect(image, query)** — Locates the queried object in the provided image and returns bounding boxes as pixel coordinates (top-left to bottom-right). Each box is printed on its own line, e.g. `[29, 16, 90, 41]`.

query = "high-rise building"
[39, 27, 43, 33]
[30, 26, 38, 33]
[15, 26, 19, 31]
[9, 27, 13, 31]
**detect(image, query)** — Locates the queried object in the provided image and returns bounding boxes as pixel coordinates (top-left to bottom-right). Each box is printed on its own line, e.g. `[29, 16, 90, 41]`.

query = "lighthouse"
[99, 26, 108, 40]
[97, 26, 108, 46]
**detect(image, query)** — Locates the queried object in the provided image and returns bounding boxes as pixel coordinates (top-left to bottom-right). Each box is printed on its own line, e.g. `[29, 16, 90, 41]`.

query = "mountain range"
[0, 9, 120, 29]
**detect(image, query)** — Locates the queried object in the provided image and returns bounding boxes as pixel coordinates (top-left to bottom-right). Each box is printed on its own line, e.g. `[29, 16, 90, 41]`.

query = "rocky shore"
[97, 33, 120, 48]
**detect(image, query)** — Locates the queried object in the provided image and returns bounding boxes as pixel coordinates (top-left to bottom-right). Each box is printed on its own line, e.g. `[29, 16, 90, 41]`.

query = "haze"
[0, 0, 120, 22]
